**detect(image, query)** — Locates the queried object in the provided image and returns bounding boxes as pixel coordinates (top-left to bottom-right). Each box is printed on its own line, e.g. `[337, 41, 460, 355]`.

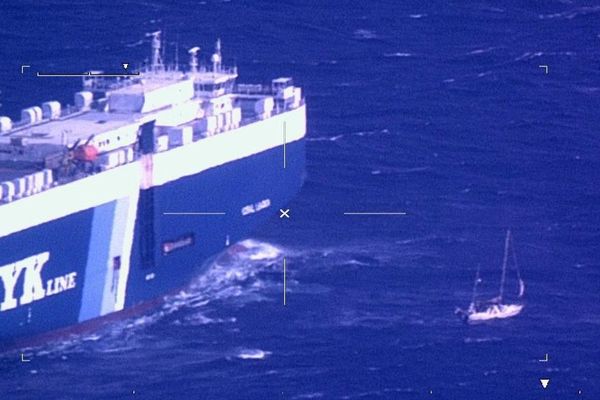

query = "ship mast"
[188, 46, 200, 73]
[511, 232, 525, 298]
[498, 229, 510, 302]
[147, 31, 163, 72]
[469, 264, 481, 312]
[211, 38, 222, 74]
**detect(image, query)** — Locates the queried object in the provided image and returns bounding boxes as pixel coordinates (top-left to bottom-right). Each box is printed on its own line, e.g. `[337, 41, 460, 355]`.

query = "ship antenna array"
[174, 40, 179, 71]
[188, 46, 200, 73]
[147, 30, 164, 72]
[211, 38, 222, 73]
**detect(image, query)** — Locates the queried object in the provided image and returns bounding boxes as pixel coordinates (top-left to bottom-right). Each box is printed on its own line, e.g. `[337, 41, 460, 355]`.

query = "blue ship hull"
[0, 139, 305, 346]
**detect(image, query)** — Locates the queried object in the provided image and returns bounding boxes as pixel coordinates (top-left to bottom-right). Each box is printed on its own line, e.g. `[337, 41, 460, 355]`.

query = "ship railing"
[5, 104, 84, 134]
[235, 84, 273, 95]
[273, 97, 305, 114]
[84, 77, 139, 93]
[0, 169, 55, 205]
[0, 144, 142, 205]
[59, 104, 84, 118]
[194, 65, 238, 76]
[238, 97, 305, 126]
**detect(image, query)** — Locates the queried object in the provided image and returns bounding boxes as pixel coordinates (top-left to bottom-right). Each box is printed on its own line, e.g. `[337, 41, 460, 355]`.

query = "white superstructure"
[0, 32, 305, 205]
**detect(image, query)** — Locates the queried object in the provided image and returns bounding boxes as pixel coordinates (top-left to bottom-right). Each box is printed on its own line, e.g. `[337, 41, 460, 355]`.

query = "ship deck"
[0, 110, 136, 147]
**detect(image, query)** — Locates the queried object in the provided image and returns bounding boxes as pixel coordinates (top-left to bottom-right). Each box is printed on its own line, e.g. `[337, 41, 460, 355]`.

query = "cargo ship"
[0, 32, 306, 347]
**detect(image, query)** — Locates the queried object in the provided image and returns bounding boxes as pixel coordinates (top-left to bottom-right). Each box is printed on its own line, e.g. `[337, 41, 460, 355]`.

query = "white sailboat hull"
[467, 304, 523, 323]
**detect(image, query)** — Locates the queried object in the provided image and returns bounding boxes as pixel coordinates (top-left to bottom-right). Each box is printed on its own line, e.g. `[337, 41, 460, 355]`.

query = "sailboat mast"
[498, 229, 510, 302]
[510, 231, 526, 298]
[470, 264, 480, 305]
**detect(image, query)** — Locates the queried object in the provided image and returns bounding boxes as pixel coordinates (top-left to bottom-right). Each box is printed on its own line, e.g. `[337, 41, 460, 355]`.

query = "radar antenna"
[188, 46, 200, 73]
[147, 31, 163, 72]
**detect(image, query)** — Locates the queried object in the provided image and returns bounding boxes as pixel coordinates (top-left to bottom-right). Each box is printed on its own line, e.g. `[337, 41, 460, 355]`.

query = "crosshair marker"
[279, 209, 290, 218]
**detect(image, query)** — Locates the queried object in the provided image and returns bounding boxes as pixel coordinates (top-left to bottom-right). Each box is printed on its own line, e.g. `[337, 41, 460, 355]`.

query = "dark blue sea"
[1, 1, 599, 398]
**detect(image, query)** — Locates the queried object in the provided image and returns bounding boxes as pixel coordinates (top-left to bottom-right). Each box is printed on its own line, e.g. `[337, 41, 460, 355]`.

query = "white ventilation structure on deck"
[42, 101, 62, 120]
[0, 116, 12, 133]
[75, 91, 93, 110]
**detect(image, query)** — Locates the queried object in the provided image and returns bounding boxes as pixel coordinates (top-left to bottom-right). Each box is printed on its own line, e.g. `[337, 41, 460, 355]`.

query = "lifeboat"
[73, 144, 98, 162]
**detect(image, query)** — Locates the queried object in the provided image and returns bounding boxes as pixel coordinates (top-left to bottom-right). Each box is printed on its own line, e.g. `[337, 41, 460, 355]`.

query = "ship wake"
[10, 239, 286, 358]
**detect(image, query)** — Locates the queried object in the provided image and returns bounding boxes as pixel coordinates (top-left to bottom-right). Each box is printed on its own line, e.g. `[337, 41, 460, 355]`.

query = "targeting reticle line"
[283, 121, 287, 169]
[343, 212, 407, 215]
[283, 257, 287, 306]
[36, 71, 141, 77]
[162, 212, 226, 216]
[36, 72, 90, 77]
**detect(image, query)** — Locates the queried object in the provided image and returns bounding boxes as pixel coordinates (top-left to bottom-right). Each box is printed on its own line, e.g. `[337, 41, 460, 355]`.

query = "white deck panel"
[0, 111, 135, 147]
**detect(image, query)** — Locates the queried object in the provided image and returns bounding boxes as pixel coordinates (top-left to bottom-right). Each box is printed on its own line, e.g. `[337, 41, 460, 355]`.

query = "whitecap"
[292, 393, 324, 399]
[464, 336, 503, 344]
[353, 29, 378, 40]
[124, 40, 144, 48]
[468, 47, 495, 55]
[539, 6, 600, 20]
[346, 259, 370, 266]
[240, 239, 282, 260]
[383, 52, 412, 58]
[514, 51, 544, 61]
[236, 348, 271, 360]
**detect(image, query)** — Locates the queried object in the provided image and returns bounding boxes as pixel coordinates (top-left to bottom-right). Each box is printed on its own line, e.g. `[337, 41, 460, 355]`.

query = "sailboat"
[455, 229, 526, 324]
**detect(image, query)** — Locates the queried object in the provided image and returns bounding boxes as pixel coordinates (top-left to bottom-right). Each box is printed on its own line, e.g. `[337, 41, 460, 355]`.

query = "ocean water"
[1, 1, 599, 399]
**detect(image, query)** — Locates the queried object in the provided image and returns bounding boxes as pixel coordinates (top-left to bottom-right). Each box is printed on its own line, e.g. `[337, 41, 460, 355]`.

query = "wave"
[124, 39, 144, 48]
[514, 50, 575, 62]
[468, 47, 496, 55]
[539, 6, 600, 20]
[353, 29, 379, 40]
[574, 86, 600, 94]
[370, 166, 432, 176]
[463, 336, 503, 344]
[307, 129, 390, 143]
[292, 393, 324, 399]
[235, 348, 271, 360]
[7, 239, 284, 357]
[383, 52, 413, 58]
[164, 239, 283, 310]
[307, 134, 343, 142]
